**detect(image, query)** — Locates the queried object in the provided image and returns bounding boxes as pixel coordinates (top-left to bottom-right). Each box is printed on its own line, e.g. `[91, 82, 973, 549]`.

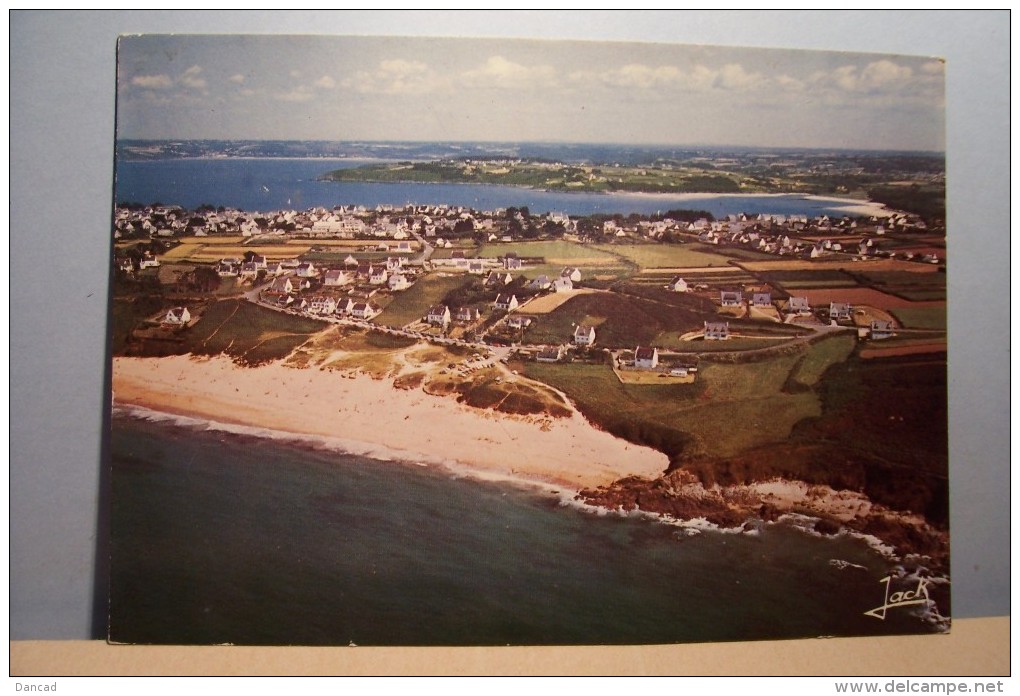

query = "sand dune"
[112, 355, 669, 490]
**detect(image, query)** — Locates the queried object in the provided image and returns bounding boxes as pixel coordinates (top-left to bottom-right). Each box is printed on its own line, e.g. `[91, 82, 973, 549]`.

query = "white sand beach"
[112, 355, 670, 491]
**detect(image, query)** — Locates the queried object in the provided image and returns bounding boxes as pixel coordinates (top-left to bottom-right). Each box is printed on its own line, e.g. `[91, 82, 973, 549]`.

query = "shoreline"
[315, 175, 897, 215]
[111, 355, 670, 492]
[112, 354, 948, 571]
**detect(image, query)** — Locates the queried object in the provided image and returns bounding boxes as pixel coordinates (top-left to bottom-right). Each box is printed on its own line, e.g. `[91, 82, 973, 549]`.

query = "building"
[829, 302, 853, 321]
[667, 276, 689, 292]
[704, 321, 730, 340]
[870, 320, 895, 340]
[573, 325, 596, 346]
[634, 346, 659, 369]
[426, 305, 452, 327]
[787, 296, 811, 315]
[494, 294, 519, 311]
[720, 290, 743, 307]
[536, 345, 564, 363]
[163, 307, 190, 326]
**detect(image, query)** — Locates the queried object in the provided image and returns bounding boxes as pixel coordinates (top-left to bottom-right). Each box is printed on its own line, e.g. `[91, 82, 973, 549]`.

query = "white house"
[506, 315, 532, 330]
[704, 321, 730, 340]
[552, 277, 573, 293]
[536, 345, 564, 363]
[485, 271, 513, 288]
[494, 294, 519, 311]
[455, 307, 480, 323]
[787, 297, 811, 315]
[388, 274, 411, 291]
[308, 295, 338, 315]
[573, 325, 596, 346]
[163, 307, 190, 326]
[426, 304, 452, 327]
[351, 302, 379, 320]
[634, 346, 659, 369]
[294, 262, 317, 279]
[870, 320, 895, 339]
[667, 276, 689, 293]
[829, 302, 852, 321]
[529, 275, 552, 291]
[561, 267, 582, 283]
[720, 290, 743, 307]
[323, 269, 352, 287]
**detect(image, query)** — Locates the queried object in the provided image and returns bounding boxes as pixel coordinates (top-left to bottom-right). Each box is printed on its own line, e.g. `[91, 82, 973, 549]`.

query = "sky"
[116, 35, 945, 151]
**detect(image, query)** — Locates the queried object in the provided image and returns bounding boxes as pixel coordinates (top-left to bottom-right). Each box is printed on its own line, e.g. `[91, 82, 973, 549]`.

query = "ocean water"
[109, 411, 948, 646]
[114, 158, 879, 218]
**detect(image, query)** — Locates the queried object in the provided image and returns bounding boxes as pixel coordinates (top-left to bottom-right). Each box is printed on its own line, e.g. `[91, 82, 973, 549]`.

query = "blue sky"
[117, 34, 945, 151]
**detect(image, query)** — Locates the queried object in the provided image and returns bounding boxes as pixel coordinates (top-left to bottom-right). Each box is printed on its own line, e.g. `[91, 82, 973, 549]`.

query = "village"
[114, 200, 946, 381]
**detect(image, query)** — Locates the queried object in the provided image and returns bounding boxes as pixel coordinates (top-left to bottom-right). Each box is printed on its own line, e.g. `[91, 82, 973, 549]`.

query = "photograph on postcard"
[108, 35, 948, 645]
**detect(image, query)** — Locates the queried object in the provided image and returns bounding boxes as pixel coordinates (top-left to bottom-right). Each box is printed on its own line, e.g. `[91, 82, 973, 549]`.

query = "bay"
[115, 158, 879, 218]
[109, 413, 945, 646]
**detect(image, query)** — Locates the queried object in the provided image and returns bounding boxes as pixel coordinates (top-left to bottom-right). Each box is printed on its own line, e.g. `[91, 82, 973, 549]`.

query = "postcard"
[109, 35, 948, 646]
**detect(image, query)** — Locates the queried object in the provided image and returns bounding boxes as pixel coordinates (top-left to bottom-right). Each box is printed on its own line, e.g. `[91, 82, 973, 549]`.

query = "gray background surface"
[10, 11, 1010, 639]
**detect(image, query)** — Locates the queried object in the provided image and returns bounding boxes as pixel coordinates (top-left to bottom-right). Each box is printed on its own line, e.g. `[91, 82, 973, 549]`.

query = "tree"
[189, 266, 221, 293]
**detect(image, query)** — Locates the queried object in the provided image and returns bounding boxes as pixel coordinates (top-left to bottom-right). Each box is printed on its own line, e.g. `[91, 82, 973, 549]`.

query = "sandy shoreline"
[112, 355, 669, 491]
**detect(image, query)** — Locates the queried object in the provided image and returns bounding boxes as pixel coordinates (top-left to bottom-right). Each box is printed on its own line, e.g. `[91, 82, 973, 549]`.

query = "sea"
[114, 158, 882, 218]
[109, 156, 945, 646]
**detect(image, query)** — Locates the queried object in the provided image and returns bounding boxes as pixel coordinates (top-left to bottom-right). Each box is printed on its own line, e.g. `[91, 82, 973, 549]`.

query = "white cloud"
[596, 64, 682, 89]
[229, 74, 246, 84]
[180, 65, 207, 90]
[131, 74, 174, 90]
[825, 60, 915, 94]
[275, 87, 314, 103]
[571, 62, 766, 94]
[461, 56, 557, 89]
[314, 75, 336, 89]
[342, 59, 449, 95]
[289, 69, 302, 79]
[714, 63, 762, 91]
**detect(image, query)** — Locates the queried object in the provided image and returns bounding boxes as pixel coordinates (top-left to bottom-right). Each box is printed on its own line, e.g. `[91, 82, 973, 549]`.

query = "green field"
[526, 351, 822, 460]
[889, 306, 948, 331]
[183, 300, 326, 364]
[594, 242, 735, 269]
[479, 240, 620, 263]
[375, 274, 471, 327]
[786, 334, 857, 388]
[777, 279, 860, 289]
[118, 300, 326, 364]
[524, 291, 713, 348]
[856, 270, 947, 302]
[655, 335, 789, 351]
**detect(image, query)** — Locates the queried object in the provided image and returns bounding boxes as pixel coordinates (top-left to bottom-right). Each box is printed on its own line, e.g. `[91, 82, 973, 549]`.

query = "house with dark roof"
[870, 320, 895, 340]
[536, 345, 565, 363]
[667, 276, 689, 293]
[787, 296, 811, 315]
[829, 302, 852, 321]
[634, 346, 659, 369]
[163, 307, 190, 326]
[704, 321, 730, 340]
[426, 305, 452, 327]
[720, 290, 743, 307]
[455, 306, 480, 323]
[494, 294, 519, 311]
[573, 325, 596, 346]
